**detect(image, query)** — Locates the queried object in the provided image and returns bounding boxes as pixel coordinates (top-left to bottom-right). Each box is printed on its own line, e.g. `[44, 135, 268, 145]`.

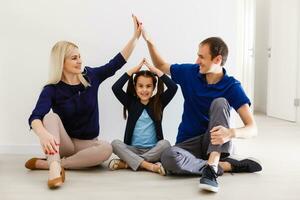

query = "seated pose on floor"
[25, 15, 142, 189]
[141, 27, 262, 192]
[109, 59, 177, 175]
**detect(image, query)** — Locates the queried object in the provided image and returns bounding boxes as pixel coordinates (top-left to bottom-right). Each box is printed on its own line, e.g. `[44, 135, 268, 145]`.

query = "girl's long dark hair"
[123, 70, 164, 121]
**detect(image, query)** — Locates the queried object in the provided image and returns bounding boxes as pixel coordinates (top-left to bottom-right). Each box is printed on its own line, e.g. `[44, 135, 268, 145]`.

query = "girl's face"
[135, 76, 154, 104]
[63, 48, 82, 75]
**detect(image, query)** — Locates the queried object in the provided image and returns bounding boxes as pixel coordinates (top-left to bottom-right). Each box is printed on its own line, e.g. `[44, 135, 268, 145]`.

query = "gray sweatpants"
[161, 98, 233, 175]
[111, 139, 171, 171]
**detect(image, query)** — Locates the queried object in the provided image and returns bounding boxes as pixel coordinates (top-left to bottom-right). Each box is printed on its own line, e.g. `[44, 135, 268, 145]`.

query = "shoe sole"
[199, 183, 219, 193]
[48, 181, 63, 189]
[158, 166, 166, 176]
[155, 162, 166, 176]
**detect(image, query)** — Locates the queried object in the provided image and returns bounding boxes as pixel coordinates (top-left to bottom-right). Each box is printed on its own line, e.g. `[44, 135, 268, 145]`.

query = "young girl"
[109, 59, 177, 175]
[25, 15, 142, 189]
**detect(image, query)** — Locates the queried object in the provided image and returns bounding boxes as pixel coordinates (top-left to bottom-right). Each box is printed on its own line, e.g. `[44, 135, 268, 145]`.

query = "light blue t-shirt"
[131, 109, 157, 148]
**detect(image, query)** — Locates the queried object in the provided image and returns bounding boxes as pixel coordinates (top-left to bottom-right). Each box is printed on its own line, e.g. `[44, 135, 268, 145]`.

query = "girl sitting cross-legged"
[109, 59, 177, 175]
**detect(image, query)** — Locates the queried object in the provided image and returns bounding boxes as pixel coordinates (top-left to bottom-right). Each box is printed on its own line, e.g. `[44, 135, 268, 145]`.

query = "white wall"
[298, 7, 300, 124]
[0, 0, 240, 154]
[254, 0, 269, 113]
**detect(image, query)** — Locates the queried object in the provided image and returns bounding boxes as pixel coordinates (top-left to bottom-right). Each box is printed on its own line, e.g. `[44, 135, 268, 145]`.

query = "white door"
[236, 0, 256, 104]
[233, 0, 256, 127]
[267, 0, 299, 122]
[243, 0, 255, 104]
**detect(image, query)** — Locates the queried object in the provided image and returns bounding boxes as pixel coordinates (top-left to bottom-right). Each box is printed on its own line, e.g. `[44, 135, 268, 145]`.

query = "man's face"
[195, 44, 221, 74]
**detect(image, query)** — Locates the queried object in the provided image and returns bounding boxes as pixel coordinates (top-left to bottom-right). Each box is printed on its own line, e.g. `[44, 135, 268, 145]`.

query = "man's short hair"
[200, 37, 228, 66]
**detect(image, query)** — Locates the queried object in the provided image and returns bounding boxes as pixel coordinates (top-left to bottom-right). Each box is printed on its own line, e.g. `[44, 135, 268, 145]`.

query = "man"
[141, 28, 262, 193]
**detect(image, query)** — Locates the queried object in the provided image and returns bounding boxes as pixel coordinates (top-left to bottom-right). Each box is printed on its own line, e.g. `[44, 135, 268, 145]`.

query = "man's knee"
[161, 146, 183, 171]
[210, 98, 229, 112]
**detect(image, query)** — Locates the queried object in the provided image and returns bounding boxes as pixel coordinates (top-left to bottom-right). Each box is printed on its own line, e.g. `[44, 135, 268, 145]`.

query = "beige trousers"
[43, 113, 112, 169]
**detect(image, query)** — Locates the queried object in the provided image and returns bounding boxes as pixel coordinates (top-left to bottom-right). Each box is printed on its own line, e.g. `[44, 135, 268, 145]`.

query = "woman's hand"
[121, 14, 142, 61]
[144, 59, 163, 77]
[132, 14, 142, 40]
[38, 131, 59, 155]
[127, 59, 145, 76]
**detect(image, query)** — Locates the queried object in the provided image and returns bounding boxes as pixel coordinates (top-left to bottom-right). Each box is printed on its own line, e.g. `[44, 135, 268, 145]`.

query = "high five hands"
[132, 14, 151, 43]
[132, 14, 142, 40]
[128, 15, 160, 76]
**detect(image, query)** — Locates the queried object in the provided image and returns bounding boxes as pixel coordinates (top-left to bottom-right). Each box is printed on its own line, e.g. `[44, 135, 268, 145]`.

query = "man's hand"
[141, 25, 151, 42]
[210, 125, 234, 145]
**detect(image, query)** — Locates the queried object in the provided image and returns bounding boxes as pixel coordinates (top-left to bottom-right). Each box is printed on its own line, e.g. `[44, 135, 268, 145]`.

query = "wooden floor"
[1, 114, 300, 200]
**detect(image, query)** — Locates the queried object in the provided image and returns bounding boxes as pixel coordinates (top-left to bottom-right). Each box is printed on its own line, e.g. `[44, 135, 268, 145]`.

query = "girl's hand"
[132, 14, 142, 40]
[38, 131, 59, 155]
[144, 59, 163, 77]
[127, 59, 145, 76]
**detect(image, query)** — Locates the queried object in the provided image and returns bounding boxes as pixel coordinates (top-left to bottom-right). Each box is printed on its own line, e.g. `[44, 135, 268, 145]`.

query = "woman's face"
[63, 48, 82, 75]
[135, 76, 154, 104]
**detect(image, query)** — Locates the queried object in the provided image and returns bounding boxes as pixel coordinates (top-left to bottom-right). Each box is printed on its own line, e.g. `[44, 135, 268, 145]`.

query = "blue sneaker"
[224, 157, 262, 173]
[199, 165, 219, 192]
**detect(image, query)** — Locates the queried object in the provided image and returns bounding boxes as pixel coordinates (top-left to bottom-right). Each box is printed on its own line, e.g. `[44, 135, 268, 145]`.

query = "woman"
[25, 15, 142, 189]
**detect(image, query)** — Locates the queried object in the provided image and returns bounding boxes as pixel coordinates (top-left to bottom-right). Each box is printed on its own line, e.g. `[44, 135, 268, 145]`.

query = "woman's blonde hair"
[46, 41, 90, 87]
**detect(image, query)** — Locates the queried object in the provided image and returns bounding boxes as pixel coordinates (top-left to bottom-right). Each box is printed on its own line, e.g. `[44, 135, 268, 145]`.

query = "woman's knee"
[43, 112, 60, 125]
[60, 145, 75, 158]
[95, 140, 113, 162]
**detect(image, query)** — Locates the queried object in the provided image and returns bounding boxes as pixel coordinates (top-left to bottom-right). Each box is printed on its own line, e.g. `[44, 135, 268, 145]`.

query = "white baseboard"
[0, 144, 43, 155]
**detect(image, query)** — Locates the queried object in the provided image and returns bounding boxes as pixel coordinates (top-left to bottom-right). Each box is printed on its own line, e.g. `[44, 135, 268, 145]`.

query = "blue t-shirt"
[28, 53, 126, 140]
[170, 63, 250, 144]
[131, 109, 157, 148]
